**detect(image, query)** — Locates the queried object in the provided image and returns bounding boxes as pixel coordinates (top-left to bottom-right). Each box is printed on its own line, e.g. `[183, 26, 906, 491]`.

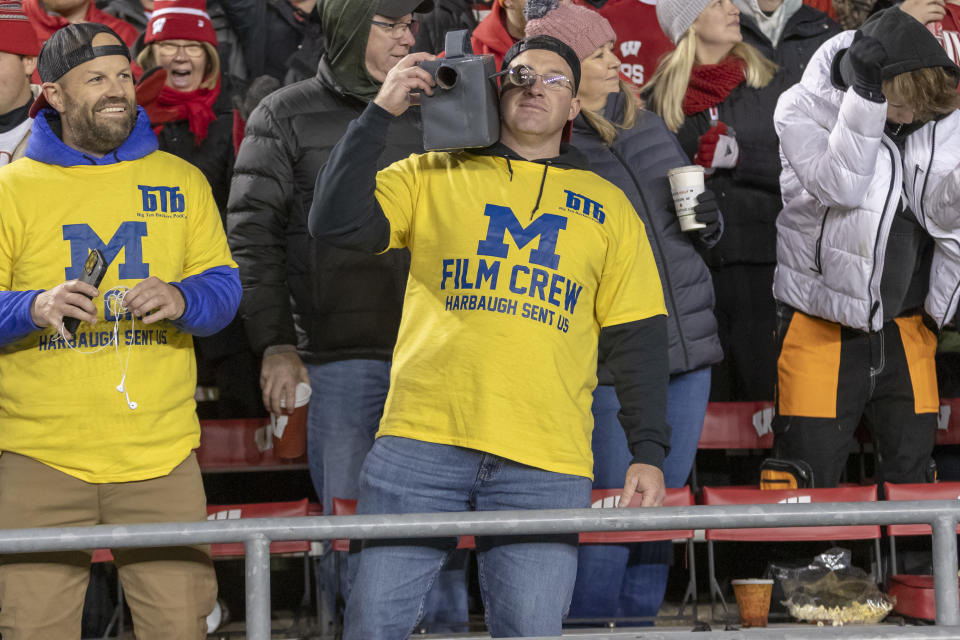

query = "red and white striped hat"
[0, 0, 41, 56]
[144, 0, 217, 47]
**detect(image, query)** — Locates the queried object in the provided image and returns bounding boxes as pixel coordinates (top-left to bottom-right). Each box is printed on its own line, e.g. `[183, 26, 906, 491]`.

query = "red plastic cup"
[271, 382, 311, 459]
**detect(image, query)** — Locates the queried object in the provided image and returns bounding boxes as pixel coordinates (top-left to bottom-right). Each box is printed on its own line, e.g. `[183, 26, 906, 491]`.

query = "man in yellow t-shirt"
[0, 24, 239, 638]
[311, 35, 670, 639]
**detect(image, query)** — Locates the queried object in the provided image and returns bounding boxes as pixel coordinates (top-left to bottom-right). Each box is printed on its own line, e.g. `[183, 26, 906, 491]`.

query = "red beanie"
[0, 1, 41, 56]
[144, 0, 217, 47]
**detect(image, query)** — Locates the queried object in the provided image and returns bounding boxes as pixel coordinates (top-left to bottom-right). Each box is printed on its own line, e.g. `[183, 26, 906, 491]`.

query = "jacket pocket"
[811, 207, 831, 275]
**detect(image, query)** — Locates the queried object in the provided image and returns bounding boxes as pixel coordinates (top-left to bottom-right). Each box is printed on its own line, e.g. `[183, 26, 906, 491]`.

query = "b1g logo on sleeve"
[138, 185, 185, 213]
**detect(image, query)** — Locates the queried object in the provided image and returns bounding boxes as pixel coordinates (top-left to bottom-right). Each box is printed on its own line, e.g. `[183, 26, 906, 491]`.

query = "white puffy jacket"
[774, 30, 960, 332]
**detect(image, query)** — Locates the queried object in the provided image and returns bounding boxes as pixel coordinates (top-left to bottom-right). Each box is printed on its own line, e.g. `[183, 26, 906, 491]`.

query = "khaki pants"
[0, 452, 217, 639]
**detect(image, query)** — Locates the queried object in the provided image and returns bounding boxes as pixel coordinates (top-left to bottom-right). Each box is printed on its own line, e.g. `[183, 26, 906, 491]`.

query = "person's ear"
[568, 95, 581, 122]
[20, 55, 37, 78]
[42, 82, 65, 113]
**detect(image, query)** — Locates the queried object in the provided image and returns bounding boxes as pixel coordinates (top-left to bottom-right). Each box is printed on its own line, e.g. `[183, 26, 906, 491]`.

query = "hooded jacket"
[226, 0, 419, 362]
[572, 93, 722, 376]
[740, 2, 840, 87]
[24, 0, 138, 47]
[470, 1, 517, 70]
[774, 9, 960, 332]
[0, 106, 239, 482]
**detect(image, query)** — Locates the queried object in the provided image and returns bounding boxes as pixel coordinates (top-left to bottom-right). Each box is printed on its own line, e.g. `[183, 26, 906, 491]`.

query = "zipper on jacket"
[610, 146, 690, 372]
[810, 208, 830, 275]
[867, 141, 900, 331]
[917, 121, 937, 227]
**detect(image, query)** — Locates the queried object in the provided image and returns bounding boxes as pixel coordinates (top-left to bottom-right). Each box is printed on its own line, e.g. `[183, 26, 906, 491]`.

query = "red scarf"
[142, 75, 221, 146]
[682, 56, 746, 116]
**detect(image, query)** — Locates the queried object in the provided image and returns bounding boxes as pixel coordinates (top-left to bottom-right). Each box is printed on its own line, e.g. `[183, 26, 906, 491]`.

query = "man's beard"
[61, 93, 137, 155]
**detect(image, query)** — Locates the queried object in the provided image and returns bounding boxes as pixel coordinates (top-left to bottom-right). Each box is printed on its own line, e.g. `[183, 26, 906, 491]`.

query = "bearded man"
[0, 23, 239, 639]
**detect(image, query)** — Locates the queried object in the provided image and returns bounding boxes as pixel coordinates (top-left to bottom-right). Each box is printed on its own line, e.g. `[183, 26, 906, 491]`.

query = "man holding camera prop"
[310, 34, 670, 639]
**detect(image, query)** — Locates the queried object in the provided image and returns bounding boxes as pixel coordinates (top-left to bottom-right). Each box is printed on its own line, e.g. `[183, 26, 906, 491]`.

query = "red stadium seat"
[195, 419, 308, 472]
[698, 402, 775, 450]
[575, 487, 698, 621]
[205, 499, 311, 557]
[884, 482, 960, 621]
[330, 498, 475, 551]
[701, 485, 882, 615]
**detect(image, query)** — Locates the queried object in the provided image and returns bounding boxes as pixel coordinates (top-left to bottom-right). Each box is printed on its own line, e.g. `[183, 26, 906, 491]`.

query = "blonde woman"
[644, 0, 785, 403]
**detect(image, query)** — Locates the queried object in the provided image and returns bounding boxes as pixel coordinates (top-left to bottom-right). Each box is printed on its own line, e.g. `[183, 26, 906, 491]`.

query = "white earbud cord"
[58, 286, 138, 410]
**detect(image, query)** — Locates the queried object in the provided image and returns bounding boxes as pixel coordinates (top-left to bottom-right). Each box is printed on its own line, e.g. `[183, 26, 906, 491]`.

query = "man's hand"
[260, 350, 309, 416]
[900, 0, 946, 24]
[123, 276, 185, 324]
[373, 52, 437, 116]
[30, 280, 100, 338]
[619, 463, 666, 508]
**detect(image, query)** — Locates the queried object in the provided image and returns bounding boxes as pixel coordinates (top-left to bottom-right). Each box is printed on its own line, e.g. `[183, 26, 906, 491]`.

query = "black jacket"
[740, 4, 841, 87]
[671, 67, 792, 267]
[154, 87, 236, 218]
[572, 94, 722, 376]
[226, 60, 419, 362]
[150, 79, 243, 361]
[413, 0, 477, 55]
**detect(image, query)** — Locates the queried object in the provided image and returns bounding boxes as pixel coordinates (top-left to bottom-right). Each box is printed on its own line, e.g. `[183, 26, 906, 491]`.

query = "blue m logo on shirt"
[476, 204, 566, 270]
[62, 222, 149, 280]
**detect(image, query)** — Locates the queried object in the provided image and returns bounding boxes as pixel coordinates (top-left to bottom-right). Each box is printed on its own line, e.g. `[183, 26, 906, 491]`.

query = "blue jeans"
[344, 436, 592, 639]
[305, 361, 467, 629]
[569, 367, 711, 618]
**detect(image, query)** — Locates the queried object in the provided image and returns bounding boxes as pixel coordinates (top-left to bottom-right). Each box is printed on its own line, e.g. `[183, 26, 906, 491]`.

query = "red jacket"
[802, 0, 837, 20]
[938, 3, 960, 67]
[24, 0, 139, 48]
[572, 0, 673, 87]
[470, 1, 516, 70]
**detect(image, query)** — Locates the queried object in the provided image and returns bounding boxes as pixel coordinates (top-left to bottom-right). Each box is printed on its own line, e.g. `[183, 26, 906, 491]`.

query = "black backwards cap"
[30, 23, 132, 116]
[501, 35, 581, 93]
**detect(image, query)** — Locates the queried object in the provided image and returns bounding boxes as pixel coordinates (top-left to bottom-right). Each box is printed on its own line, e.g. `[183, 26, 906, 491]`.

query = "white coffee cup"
[667, 165, 707, 232]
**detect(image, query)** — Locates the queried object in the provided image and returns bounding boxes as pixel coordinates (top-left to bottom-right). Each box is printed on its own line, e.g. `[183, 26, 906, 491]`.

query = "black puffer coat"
[226, 60, 419, 362]
[740, 4, 841, 87]
[572, 94, 722, 376]
[413, 0, 478, 55]
[673, 70, 792, 267]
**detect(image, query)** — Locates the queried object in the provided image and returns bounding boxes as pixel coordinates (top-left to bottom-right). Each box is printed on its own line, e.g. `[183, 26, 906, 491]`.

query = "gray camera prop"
[417, 30, 500, 151]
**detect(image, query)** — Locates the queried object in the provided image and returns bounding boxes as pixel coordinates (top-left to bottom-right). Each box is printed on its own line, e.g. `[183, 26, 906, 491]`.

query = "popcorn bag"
[771, 547, 895, 626]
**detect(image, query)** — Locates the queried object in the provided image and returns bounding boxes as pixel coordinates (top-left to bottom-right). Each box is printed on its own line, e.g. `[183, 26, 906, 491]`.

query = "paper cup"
[271, 382, 312, 459]
[667, 165, 707, 232]
[732, 578, 774, 627]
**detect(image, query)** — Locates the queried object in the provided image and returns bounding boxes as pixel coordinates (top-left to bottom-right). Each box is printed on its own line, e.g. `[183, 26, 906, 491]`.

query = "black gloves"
[846, 31, 887, 103]
[692, 190, 722, 247]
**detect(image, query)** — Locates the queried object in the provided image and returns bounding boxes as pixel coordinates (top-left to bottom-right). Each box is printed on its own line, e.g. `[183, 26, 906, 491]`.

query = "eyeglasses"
[370, 19, 419, 39]
[155, 42, 206, 58]
[493, 64, 573, 93]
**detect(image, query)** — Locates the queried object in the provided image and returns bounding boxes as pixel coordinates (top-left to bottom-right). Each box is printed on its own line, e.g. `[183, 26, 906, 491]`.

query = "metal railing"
[0, 500, 958, 638]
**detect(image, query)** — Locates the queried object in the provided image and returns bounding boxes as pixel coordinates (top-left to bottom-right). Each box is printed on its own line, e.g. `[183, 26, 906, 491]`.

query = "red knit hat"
[0, 1, 41, 56]
[524, 2, 617, 62]
[144, 0, 217, 47]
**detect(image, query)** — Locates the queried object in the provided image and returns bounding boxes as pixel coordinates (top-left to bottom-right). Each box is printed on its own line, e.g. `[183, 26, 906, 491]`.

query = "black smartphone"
[63, 249, 107, 336]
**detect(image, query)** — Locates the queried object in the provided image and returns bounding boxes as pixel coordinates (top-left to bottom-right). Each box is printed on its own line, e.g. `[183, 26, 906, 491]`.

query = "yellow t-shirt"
[374, 150, 666, 479]
[0, 151, 236, 483]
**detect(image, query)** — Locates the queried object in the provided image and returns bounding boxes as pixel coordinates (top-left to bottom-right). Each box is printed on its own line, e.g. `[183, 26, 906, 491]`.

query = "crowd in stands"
[2, 0, 960, 636]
